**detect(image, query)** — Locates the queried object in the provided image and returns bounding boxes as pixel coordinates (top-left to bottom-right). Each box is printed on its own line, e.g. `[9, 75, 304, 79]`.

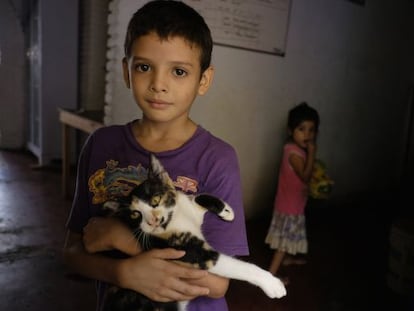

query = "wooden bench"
[59, 108, 104, 198]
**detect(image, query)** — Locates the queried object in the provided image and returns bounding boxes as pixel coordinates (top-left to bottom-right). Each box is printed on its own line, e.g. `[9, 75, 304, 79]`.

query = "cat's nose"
[148, 215, 161, 226]
[147, 217, 157, 226]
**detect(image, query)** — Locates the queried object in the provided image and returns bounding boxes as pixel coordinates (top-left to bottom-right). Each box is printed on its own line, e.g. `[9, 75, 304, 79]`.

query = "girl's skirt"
[265, 210, 308, 255]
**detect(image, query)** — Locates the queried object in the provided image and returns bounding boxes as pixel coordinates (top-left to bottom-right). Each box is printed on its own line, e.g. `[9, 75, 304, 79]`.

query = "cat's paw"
[218, 203, 234, 221]
[260, 272, 287, 299]
[194, 194, 234, 221]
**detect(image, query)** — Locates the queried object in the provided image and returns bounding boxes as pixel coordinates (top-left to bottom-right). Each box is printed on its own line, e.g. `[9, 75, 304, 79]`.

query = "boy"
[62, 1, 249, 310]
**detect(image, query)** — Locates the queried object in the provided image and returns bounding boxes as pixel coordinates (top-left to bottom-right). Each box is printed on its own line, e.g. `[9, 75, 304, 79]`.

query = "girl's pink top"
[274, 143, 307, 215]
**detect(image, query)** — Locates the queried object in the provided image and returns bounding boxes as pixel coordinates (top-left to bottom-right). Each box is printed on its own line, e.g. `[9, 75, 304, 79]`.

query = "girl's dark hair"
[287, 102, 320, 132]
[124, 0, 213, 73]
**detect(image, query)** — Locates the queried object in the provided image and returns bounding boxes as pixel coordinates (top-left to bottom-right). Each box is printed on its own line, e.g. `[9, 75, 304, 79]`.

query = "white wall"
[105, 0, 414, 218]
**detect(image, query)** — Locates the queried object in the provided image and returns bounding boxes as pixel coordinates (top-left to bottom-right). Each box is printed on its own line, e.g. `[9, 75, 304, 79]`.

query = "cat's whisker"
[134, 230, 151, 250]
[143, 233, 152, 250]
[132, 229, 142, 242]
[125, 231, 139, 246]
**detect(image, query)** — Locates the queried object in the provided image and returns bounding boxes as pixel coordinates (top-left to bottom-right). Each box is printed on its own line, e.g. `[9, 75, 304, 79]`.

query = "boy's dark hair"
[287, 102, 320, 132]
[124, 0, 213, 73]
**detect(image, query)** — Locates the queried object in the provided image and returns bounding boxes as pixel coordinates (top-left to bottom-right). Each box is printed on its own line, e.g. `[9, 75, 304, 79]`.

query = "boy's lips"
[147, 98, 171, 109]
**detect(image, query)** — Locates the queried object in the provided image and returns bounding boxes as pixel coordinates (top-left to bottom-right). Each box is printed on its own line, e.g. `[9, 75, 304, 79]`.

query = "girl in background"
[265, 102, 320, 280]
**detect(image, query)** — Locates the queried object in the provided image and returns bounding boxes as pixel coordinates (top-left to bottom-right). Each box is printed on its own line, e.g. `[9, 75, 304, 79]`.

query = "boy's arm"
[80, 217, 229, 299]
[185, 273, 229, 298]
[82, 217, 141, 255]
[62, 230, 211, 302]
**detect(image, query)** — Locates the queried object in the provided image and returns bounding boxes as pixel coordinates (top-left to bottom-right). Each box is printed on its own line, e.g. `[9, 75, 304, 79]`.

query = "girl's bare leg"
[282, 254, 307, 266]
[269, 250, 286, 275]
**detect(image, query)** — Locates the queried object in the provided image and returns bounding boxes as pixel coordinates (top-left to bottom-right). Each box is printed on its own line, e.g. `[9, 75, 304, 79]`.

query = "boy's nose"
[150, 84, 167, 92]
[150, 73, 167, 93]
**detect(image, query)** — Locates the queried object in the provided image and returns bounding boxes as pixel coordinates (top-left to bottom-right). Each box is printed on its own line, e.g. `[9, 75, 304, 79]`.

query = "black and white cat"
[101, 154, 286, 311]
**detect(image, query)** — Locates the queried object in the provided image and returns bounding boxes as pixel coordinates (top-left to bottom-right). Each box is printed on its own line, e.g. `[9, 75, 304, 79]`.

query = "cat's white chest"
[167, 195, 205, 238]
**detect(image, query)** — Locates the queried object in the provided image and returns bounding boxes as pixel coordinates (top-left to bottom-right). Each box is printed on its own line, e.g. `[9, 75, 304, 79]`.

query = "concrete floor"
[0, 150, 95, 310]
[0, 149, 413, 311]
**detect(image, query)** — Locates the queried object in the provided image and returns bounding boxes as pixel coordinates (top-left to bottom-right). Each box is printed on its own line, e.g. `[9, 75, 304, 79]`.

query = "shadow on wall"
[0, 1, 25, 149]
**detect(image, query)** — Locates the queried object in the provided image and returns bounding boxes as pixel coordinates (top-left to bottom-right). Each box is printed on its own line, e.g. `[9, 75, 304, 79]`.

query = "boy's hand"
[83, 217, 139, 255]
[118, 248, 210, 302]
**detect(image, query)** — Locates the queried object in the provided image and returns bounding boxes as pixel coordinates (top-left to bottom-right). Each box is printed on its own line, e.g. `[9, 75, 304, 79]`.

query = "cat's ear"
[149, 154, 175, 189]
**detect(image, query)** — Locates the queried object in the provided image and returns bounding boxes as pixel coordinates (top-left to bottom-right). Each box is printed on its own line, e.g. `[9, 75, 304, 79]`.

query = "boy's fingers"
[152, 248, 186, 260]
[176, 263, 208, 279]
[159, 281, 209, 300]
[139, 249, 210, 300]
[149, 248, 209, 279]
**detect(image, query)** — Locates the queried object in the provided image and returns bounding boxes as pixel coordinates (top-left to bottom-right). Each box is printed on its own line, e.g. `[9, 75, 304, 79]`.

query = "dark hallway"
[0, 149, 413, 310]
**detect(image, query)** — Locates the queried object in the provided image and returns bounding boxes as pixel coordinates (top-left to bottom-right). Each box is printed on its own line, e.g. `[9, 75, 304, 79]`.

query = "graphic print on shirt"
[88, 159, 199, 204]
[88, 160, 148, 204]
[174, 176, 198, 193]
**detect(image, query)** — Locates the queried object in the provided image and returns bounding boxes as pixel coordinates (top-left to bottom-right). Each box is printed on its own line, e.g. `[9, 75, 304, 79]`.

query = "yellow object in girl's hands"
[309, 159, 334, 199]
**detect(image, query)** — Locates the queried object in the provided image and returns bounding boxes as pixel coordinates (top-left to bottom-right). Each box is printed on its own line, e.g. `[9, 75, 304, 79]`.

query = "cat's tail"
[209, 254, 287, 299]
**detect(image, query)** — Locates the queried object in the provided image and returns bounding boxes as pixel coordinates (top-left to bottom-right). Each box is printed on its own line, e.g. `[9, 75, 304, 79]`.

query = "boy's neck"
[132, 119, 198, 153]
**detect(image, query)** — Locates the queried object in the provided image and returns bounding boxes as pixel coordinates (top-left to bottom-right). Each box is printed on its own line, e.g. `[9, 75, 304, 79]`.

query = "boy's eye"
[135, 64, 150, 72]
[173, 68, 187, 77]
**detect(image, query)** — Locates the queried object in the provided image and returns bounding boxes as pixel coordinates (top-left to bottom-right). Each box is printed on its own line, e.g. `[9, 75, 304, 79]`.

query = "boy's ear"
[122, 57, 131, 89]
[198, 66, 214, 95]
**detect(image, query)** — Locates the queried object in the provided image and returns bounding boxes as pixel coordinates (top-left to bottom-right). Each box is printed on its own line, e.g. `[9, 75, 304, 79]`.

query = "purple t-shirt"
[66, 121, 249, 311]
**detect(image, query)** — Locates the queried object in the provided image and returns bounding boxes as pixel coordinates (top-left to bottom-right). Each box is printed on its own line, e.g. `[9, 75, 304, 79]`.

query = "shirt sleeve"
[65, 133, 95, 233]
[200, 145, 249, 257]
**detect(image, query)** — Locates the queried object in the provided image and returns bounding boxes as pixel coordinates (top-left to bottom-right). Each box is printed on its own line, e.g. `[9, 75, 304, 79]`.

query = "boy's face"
[123, 32, 214, 124]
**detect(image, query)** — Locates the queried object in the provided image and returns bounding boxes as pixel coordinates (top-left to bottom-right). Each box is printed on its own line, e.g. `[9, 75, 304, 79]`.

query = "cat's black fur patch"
[195, 194, 225, 215]
[167, 232, 219, 269]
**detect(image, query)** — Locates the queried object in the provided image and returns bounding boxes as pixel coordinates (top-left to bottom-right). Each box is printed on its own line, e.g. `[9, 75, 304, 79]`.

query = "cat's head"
[103, 154, 177, 234]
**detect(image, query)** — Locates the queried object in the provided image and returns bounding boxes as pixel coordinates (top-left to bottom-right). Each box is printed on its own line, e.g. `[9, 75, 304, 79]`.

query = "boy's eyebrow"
[131, 56, 195, 68]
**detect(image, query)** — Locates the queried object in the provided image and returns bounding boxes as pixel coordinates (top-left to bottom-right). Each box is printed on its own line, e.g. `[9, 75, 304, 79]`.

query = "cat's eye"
[150, 196, 161, 207]
[130, 210, 141, 219]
